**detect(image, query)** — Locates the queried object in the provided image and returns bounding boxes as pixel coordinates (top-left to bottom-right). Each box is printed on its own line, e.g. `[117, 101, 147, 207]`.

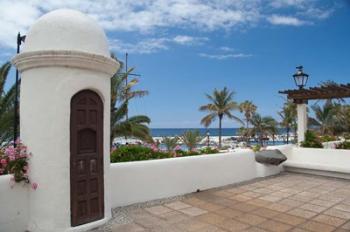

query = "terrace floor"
[92, 173, 350, 232]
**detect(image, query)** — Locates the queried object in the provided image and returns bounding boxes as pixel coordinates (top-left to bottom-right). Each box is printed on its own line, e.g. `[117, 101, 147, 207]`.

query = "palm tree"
[263, 116, 278, 145]
[199, 87, 242, 148]
[278, 100, 297, 144]
[250, 114, 277, 146]
[311, 100, 339, 135]
[110, 55, 152, 147]
[162, 136, 179, 152]
[0, 62, 16, 147]
[181, 130, 202, 151]
[239, 101, 257, 129]
[239, 100, 257, 144]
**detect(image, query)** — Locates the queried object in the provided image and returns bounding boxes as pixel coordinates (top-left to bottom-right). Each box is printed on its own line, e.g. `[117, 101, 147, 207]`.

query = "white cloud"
[173, 35, 208, 45]
[110, 38, 169, 54]
[111, 35, 208, 54]
[0, 0, 336, 49]
[199, 53, 252, 60]
[269, 0, 308, 8]
[219, 46, 235, 52]
[267, 15, 308, 26]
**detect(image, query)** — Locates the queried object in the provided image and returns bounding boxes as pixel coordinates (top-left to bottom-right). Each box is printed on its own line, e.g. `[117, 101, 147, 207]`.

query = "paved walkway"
[92, 173, 350, 232]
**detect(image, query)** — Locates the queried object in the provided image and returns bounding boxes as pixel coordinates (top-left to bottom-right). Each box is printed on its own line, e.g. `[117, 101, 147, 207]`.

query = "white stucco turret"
[12, 9, 119, 232]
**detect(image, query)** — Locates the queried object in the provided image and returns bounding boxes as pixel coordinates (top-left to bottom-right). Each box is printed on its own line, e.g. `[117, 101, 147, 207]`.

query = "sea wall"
[110, 149, 284, 208]
[0, 175, 28, 232]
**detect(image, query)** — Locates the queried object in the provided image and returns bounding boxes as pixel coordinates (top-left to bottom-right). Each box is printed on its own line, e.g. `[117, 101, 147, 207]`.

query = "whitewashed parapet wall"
[0, 175, 28, 232]
[109, 148, 286, 208]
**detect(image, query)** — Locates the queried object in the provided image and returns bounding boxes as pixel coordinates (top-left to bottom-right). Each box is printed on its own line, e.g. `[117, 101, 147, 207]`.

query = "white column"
[297, 103, 308, 144]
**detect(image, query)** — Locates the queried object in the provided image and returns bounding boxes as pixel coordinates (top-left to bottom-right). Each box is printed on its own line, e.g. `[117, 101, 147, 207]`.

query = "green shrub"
[320, 135, 337, 142]
[300, 130, 323, 148]
[336, 141, 350, 150]
[343, 133, 350, 140]
[181, 151, 200, 157]
[111, 146, 171, 163]
[200, 147, 219, 154]
[252, 144, 261, 153]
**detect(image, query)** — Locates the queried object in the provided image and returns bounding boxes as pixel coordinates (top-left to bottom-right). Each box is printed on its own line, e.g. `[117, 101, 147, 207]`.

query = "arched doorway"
[70, 90, 104, 226]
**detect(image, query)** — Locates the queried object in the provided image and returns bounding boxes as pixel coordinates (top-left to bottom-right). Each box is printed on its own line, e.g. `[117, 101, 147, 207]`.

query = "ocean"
[150, 128, 288, 137]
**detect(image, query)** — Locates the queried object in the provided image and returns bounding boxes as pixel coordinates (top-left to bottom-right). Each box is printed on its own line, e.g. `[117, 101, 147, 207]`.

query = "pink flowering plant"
[0, 140, 31, 184]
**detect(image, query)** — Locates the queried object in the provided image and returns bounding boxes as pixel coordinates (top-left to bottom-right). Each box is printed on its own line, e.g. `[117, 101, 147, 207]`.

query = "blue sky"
[0, 0, 349, 128]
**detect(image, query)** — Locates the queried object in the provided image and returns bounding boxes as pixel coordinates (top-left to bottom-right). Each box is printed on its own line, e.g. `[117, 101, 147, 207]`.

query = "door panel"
[70, 90, 104, 226]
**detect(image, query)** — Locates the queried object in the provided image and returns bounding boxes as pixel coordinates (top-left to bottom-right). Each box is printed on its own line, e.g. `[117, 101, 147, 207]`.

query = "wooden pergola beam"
[279, 82, 350, 101]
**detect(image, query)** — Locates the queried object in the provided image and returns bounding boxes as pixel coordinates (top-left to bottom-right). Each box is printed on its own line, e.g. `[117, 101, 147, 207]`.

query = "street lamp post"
[293, 66, 309, 90]
[14, 32, 26, 146]
[292, 65, 309, 143]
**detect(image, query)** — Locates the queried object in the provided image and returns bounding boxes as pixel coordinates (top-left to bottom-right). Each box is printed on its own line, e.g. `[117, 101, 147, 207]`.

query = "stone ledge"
[11, 50, 119, 76]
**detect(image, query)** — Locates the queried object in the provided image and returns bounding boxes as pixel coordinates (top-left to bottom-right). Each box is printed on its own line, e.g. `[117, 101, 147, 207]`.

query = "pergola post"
[296, 102, 308, 144]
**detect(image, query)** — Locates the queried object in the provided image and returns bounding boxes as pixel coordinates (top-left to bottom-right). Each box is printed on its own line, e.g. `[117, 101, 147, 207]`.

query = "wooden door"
[70, 90, 104, 226]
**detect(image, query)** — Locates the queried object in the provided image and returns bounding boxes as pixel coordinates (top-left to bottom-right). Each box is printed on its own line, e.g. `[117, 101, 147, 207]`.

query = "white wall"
[110, 149, 283, 208]
[284, 147, 350, 175]
[0, 175, 28, 232]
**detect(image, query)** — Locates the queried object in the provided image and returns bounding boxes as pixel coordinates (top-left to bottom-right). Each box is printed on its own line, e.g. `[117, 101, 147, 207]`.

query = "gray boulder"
[255, 149, 287, 165]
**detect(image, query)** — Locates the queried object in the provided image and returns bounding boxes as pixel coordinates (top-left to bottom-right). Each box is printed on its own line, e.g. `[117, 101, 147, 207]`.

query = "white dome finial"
[23, 9, 110, 57]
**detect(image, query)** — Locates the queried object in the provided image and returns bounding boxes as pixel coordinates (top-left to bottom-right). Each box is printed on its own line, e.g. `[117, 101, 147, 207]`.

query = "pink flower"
[9, 155, 15, 161]
[0, 159, 7, 165]
[151, 144, 158, 152]
[174, 145, 181, 151]
[31, 182, 38, 190]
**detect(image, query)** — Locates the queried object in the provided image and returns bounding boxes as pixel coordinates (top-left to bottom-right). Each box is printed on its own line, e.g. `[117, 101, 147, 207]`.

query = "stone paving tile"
[335, 229, 350, 232]
[145, 205, 173, 215]
[310, 199, 338, 208]
[324, 208, 350, 220]
[265, 203, 294, 212]
[198, 202, 224, 212]
[300, 220, 336, 232]
[257, 220, 292, 232]
[192, 224, 226, 232]
[235, 213, 267, 225]
[341, 221, 350, 230]
[243, 227, 269, 232]
[247, 199, 271, 207]
[258, 195, 283, 202]
[241, 191, 263, 198]
[287, 208, 318, 219]
[312, 214, 347, 227]
[157, 211, 188, 224]
[178, 206, 208, 216]
[231, 202, 259, 213]
[230, 194, 253, 202]
[176, 218, 210, 231]
[217, 218, 250, 231]
[196, 213, 227, 225]
[251, 208, 280, 219]
[291, 228, 310, 232]
[165, 201, 191, 210]
[253, 188, 274, 194]
[273, 213, 306, 226]
[214, 207, 244, 218]
[299, 203, 328, 213]
[334, 203, 350, 213]
[111, 223, 145, 232]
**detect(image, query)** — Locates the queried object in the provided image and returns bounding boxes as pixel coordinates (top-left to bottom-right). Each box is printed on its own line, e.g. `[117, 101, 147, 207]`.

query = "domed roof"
[23, 9, 110, 57]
